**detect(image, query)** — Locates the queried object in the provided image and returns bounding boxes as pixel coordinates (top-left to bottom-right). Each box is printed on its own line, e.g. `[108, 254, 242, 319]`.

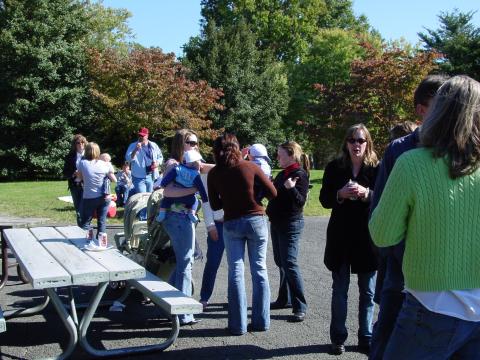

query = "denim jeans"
[115, 184, 130, 207]
[132, 174, 153, 194]
[79, 196, 110, 236]
[370, 255, 405, 360]
[384, 293, 480, 360]
[223, 215, 270, 335]
[200, 221, 225, 303]
[270, 218, 307, 313]
[69, 184, 83, 227]
[163, 211, 195, 324]
[330, 262, 376, 345]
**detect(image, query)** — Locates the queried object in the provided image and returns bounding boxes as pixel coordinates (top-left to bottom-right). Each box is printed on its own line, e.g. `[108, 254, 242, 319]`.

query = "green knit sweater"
[369, 148, 480, 291]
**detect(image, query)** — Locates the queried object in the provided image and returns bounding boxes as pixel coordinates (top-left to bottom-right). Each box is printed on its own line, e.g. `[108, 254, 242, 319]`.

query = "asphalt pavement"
[0, 217, 371, 360]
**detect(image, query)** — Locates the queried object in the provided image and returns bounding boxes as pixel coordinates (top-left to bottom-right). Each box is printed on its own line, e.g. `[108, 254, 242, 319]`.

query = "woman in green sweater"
[369, 75, 480, 359]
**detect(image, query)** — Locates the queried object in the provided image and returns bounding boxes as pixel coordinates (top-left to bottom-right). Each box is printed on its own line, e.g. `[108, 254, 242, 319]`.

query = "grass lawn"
[0, 170, 330, 224]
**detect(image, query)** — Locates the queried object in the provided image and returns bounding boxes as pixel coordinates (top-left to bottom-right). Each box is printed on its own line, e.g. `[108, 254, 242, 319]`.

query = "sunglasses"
[347, 138, 367, 145]
[75, 141, 84, 145]
[185, 140, 198, 146]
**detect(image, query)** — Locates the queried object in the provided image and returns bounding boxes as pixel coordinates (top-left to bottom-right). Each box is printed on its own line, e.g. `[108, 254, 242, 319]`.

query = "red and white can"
[98, 232, 108, 248]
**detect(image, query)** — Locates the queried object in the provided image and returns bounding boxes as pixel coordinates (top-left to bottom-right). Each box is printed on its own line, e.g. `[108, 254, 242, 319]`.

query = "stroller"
[114, 189, 201, 290]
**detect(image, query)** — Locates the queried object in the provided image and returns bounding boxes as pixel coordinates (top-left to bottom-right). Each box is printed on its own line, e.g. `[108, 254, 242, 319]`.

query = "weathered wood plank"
[56, 226, 145, 282]
[129, 271, 203, 315]
[2, 228, 71, 289]
[30, 227, 109, 285]
[0, 307, 6, 333]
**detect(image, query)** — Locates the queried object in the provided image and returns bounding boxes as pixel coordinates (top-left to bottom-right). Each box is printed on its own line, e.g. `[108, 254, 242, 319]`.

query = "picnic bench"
[0, 306, 5, 333]
[1, 225, 202, 359]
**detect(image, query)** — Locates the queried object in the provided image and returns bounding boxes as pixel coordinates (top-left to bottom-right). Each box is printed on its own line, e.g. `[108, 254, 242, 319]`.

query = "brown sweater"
[207, 160, 277, 221]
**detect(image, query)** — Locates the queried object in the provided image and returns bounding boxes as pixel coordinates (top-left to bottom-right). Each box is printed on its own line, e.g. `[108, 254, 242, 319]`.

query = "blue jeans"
[115, 184, 130, 207]
[270, 218, 307, 313]
[132, 174, 153, 194]
[79, 196, 110, 236]
[223, 215, 270, 335]
[163, 211, 195, 324]
[384, 293, 480, 360]
[200, 221, 225, 303]
[370, 255, 405, 360]
[330, 263, 376, 345]
[69, 184, 83, 227]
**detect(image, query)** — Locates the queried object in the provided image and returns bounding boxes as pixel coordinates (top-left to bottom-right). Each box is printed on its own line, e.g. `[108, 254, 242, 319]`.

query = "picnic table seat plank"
[30, 227, 109, 285]
[56, 226, 145, 282]
[128, 271, 203, 315]
[2, 228, 71, 289]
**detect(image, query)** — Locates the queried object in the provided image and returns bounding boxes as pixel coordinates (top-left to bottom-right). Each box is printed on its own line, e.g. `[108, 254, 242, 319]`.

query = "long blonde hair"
[421, 75, 480, 179]
[278, 141, 310, 178]
[340, 124, 378, 167]
[84, 142, 100, 160]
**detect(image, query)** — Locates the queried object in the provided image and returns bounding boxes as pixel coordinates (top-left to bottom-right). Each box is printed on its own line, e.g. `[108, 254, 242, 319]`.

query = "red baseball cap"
[138, 127, 149, 136]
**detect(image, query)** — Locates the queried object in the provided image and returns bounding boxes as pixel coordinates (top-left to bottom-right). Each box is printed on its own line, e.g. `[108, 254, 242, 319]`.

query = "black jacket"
[319, 158, 378, 273]
[63, 151, 81, 189]
[266, 167, 309, 224]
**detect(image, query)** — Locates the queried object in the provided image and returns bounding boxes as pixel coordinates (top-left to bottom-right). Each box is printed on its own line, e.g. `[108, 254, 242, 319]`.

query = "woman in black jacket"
[319, 124, 378, 355]
[266, 141, 310, 323]
[63, 134, 87, 226]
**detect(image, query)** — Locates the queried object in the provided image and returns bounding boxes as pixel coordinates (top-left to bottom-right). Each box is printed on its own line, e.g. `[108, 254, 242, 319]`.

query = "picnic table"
[0, 225, 202, 359]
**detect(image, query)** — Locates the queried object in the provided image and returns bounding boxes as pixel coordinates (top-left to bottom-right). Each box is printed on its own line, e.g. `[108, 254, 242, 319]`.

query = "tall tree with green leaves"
[0, 0, 93, 179]
[183, 19, 289, 150]
[200, 0, 370, 62]
[419, 9, 480, 80]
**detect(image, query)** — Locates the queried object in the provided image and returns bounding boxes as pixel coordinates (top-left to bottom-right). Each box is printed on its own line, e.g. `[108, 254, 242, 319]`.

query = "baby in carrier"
[155, 150, 208, 224]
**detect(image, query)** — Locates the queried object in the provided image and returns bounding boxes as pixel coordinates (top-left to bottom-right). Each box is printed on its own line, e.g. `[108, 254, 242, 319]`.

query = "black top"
[319, 158, 378, 273]
[63, 151, 80, 189]
[266, 167, 309, 224]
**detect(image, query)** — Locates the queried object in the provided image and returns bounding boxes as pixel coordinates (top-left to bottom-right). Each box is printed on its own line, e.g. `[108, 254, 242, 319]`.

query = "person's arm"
[370, 143, 396, 213]
[199, 173, 218, 240]
[319, 161, 338, 209]
[207, 169, 223, 211]
[369, 156, 412, 247]
[193, 174, 208, 202]
[285, 171, 309, 207]
[254, 166, 277, 200]
[162, 159, 198, 197]
[200, 162, 215, 173]
[160, 167, 177, 187]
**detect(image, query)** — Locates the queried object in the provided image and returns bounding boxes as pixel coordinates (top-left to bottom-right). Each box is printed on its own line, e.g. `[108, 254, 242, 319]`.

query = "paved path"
[0, 217, 371, 359]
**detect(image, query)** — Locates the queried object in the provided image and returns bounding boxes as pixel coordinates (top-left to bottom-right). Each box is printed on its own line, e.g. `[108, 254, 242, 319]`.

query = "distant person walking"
[63, 134, 87, 226]
[320, 124, 379, 355]
[370, 75, 480, 359]
[125, 127, 163, 194]
[208, 133, 277, 336]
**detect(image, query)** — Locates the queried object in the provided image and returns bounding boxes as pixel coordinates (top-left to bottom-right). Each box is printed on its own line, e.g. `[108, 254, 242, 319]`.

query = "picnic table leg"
[0, 230, 8, 289]
[68, 287, 79, 326]
[3, 294, 50, 319]
[78, 281, 181, 357]
[45, 288, 78, 360]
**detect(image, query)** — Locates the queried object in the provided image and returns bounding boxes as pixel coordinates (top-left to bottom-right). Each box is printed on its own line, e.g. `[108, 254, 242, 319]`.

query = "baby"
[100, 153, 114, 200]
[156, 149, 208, 223]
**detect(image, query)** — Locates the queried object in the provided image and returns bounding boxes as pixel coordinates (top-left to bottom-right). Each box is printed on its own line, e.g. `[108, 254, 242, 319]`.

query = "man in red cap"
[125, 127, 163, 194]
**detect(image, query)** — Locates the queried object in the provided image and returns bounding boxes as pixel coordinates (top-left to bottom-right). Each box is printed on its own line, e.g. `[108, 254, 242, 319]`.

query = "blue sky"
[102, 1, 480, 57]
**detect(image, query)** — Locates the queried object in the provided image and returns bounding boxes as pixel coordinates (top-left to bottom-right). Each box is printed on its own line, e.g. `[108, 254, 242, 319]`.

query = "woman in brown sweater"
[208, 133, 277, 336]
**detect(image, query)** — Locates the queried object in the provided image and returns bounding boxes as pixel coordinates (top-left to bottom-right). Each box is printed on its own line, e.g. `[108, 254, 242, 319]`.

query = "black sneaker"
[330, 343, 345, 355]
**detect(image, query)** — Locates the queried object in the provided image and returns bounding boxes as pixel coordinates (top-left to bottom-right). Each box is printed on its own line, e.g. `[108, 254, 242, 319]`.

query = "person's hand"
[73, 170, 80, 178]
[338, 180, 358, 200]
[284, 177, 298, 189]
[207, 225, 219, 241]
[151, 161, 158, 170]
[136, 142, 142, 150]
[353, 184, 369, 199]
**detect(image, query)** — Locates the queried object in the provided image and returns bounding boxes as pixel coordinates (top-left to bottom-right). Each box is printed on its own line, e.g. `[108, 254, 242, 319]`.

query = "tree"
[182, 19, 289, 150]
[0, 0, 93, 179]
[419, 10, 480, 80]
[88, 48, 223, 163]
[199, 0, 370, 62]
[309, 43, 439, 164]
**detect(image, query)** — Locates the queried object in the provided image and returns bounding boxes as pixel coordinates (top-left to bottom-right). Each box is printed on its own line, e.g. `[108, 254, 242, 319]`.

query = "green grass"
[0, 170, 330, 223]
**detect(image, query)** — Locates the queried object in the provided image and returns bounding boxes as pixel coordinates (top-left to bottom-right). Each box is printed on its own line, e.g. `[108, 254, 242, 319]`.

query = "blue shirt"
[125, 140, 163, 179]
